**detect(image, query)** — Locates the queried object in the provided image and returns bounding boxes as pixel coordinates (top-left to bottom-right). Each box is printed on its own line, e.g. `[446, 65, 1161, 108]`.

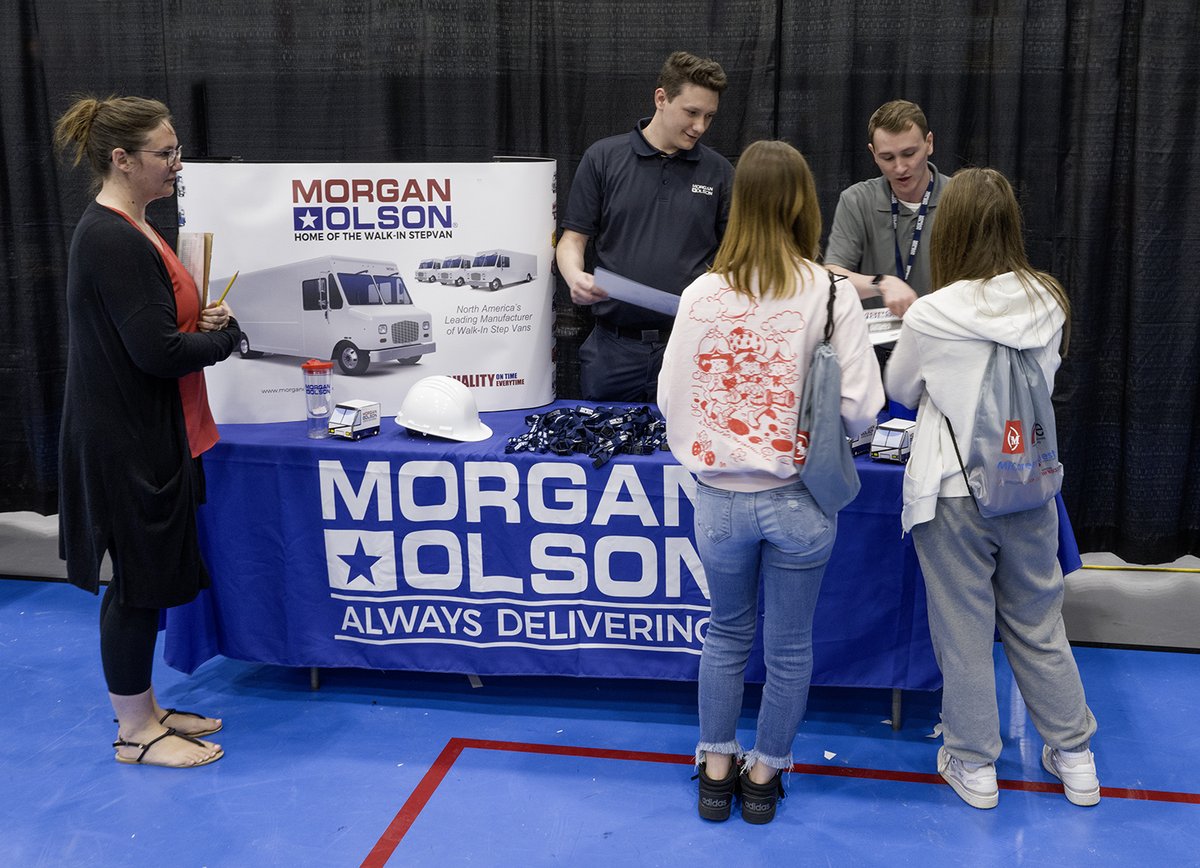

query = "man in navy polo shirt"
[557, 50, 734, 403]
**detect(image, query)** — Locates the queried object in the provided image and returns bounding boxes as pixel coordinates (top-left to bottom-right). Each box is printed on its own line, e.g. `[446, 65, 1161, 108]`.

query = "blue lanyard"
[890, 173, 935, 281]
[506, 405, 667, 467]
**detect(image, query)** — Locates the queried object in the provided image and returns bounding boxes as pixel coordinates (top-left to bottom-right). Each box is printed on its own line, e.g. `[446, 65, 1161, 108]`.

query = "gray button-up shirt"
[824, 163, 950, 303]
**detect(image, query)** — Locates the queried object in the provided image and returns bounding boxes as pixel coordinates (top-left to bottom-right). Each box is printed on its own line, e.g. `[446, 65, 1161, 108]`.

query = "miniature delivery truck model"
[214, 255, 436, 375]
[870, 418, 916, 462]
[466, 249, 537, 291]
[328, 399, 381, 439]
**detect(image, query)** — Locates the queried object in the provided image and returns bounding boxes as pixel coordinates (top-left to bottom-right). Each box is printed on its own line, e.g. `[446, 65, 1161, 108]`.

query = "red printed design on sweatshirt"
[686, 285, 808, 467]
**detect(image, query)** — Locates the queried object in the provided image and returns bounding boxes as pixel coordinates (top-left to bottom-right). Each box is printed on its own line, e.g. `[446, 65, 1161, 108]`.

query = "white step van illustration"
[436, 253, 473, 286]
[466, 249, 538, 291]
[415, 257, 442, 282]
[216, 256, 436, 375]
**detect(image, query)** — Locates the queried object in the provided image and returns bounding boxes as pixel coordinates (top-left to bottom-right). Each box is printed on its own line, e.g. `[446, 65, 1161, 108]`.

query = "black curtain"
[2, 1, 1197, 564]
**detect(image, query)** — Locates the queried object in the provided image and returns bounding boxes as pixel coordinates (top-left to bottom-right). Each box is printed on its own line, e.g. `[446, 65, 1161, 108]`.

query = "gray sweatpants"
[912, 497, 1097, 764]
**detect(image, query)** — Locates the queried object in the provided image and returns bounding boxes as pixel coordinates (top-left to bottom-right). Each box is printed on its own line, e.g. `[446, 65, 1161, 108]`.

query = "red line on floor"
[790, 762, 1199, 801]
[451, 737, 695, 766]
[364, 737, 1200, 865]
[361, 738, 465, 868]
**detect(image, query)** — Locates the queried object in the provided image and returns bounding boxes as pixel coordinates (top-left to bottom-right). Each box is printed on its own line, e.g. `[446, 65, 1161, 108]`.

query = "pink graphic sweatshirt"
[658, 267, 884, 492]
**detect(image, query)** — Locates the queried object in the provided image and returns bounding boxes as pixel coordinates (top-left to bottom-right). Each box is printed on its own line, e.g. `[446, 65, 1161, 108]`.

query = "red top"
[106, 207, 219, 457]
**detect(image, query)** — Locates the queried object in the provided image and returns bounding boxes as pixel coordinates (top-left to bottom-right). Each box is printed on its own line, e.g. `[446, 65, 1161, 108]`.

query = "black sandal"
[112, 728, 223, 768]
[159, 707, 223, 736]
[111, 708, 222, 737]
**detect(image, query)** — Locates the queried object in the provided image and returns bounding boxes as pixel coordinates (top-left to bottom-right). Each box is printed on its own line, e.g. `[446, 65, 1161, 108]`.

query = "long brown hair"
[929, 167, 1071, 352]
[710, 140, 820, 300]
[54, 95, 172, 190]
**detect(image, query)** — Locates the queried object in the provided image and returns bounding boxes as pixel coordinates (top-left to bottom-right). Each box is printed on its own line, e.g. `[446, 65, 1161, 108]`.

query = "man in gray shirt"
[825, 100, 951, 319]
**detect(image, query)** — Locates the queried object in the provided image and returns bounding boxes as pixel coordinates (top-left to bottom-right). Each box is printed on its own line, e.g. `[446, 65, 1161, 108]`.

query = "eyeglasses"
[131, 146, 183, 163]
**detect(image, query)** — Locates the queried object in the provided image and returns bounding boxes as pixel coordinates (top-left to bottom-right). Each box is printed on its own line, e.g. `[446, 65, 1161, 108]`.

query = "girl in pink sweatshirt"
[658, 140, 882, 823]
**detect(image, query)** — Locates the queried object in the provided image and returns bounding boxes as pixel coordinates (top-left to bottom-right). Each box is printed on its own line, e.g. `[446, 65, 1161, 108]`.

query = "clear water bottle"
[301, 358, 334, 439]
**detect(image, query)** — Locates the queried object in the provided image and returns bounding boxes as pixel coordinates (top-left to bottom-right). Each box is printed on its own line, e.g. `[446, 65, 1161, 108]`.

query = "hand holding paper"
[593, 268, 680, 317]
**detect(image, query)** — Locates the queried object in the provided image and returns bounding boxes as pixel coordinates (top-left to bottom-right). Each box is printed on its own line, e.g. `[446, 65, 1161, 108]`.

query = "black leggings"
[99, 578, 160, 696]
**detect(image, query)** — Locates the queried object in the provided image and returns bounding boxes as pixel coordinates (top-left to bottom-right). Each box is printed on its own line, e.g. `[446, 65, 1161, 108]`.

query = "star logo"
[293, 208, 322, 230]
[340, 539, 382, 584]
[325, 529, 397, 591]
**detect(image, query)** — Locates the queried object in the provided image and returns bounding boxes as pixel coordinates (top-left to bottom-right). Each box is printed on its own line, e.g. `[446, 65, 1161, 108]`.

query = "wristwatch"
[871, 274, 884, 287]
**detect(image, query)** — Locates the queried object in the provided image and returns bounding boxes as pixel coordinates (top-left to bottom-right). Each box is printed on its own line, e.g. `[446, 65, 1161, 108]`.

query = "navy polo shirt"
[561, 118, 733, 329]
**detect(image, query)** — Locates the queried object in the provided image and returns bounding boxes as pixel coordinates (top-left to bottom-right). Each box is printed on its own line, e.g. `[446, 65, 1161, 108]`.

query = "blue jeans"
[694, 479, 836, 771]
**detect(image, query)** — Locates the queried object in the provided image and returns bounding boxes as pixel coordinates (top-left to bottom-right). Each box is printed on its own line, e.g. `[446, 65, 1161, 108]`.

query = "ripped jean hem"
[742, 748, 794, 774]
[694, 740, 744, 770]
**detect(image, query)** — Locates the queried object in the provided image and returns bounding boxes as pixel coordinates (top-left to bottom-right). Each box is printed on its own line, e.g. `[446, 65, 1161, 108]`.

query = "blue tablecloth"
[164, 402, 1081, 691]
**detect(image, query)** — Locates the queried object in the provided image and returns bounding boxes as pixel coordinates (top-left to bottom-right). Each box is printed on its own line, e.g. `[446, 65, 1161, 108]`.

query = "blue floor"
[3, 577, 1197, 866]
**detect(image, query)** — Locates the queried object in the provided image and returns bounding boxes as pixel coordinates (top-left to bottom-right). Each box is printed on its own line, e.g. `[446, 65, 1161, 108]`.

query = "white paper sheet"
[594, 267, 680, 317]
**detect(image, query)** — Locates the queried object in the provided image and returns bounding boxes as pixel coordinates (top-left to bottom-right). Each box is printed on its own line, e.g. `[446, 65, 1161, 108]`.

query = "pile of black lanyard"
[505, 405, 668, 468]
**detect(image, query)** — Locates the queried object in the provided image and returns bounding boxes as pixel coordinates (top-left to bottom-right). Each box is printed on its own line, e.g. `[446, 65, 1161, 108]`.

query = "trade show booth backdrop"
[2, 1, 1198, 564]
[176, 160, 556, 419]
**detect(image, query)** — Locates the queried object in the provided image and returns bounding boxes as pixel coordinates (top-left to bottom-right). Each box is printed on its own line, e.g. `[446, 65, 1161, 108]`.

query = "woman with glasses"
[54, 95, 239, 768]
[658, 141, 883, 823]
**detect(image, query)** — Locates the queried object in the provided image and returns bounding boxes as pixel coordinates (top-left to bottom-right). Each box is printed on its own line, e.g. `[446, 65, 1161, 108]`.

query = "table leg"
[891, 688, 902, 730]
[310, 667, 321, 691]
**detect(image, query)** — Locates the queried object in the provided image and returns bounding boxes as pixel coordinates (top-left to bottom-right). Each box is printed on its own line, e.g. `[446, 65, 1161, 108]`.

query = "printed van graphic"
[212, 255, 436, 375]
[466, 249, 537, 291]
[415, 257, 442, 282]
[421, 249, 539, 292]
[436, 253, 474, 286]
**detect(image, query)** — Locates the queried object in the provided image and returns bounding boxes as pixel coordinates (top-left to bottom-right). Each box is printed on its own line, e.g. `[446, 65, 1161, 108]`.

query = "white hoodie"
[885, 271, 1066, 532]
[658, 268, 884, 492]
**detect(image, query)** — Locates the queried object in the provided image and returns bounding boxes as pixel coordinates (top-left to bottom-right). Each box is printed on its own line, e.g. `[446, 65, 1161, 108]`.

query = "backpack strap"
[944, 416, 981, 512]
[823, 271, 838, 342]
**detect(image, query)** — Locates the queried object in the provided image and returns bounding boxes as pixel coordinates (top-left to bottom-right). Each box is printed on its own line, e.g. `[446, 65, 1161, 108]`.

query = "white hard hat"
[395, 375, 492, 442]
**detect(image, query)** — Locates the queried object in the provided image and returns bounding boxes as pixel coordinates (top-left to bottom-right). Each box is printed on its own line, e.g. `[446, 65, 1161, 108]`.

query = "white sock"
[1057, 748, 1093, 766]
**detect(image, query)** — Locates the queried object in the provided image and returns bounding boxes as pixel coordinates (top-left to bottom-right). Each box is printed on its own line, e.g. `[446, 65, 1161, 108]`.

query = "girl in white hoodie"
[886, 168, 1099, 810]
[659, 141, 882, 824]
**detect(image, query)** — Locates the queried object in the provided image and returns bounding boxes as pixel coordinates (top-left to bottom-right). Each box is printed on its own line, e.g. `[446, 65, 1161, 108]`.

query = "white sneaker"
[1042, 745, 1101, 806]
[938, 746, 998, 809]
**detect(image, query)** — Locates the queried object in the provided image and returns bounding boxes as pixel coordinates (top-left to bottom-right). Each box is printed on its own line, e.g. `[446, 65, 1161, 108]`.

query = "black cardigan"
[58, 202, 241, 607]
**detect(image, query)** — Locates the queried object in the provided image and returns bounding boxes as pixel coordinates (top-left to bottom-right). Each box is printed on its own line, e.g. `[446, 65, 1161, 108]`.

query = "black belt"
[596, 319, 671, 343]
